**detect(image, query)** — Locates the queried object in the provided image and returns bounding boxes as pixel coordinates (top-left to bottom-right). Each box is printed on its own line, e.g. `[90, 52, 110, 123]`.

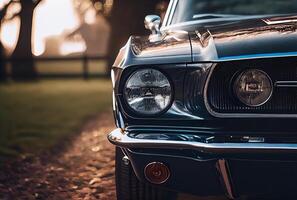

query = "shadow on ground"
[0, 112, 116, 200]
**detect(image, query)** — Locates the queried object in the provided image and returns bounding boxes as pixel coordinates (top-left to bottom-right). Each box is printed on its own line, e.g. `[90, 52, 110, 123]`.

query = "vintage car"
[108, 0, 297, 199]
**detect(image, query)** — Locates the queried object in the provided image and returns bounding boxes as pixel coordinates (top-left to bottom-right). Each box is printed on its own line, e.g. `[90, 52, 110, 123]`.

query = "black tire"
[115, 147, 177, 200]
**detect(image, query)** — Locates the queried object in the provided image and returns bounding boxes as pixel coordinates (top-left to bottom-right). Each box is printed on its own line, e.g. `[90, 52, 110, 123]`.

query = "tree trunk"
[0, 4, 9, 81]
[0, 41, 6, 81]
[11, 1, 36, 80]
[0, 22, 6, 81]
[106, 0, 161, 75]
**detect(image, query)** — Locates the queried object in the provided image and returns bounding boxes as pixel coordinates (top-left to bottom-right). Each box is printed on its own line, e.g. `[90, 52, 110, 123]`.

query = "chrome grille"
[206, 58, 297, 115]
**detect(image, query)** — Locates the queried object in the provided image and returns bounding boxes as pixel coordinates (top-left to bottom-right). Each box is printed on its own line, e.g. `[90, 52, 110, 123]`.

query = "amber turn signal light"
[144, 162, 170, 184]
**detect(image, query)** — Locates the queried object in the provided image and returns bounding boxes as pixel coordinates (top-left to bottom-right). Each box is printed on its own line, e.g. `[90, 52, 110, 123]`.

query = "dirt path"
[0, 112, 116, 200]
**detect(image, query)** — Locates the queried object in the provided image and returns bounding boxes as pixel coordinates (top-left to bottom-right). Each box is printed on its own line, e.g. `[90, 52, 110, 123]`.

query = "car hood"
[113, 31, 192, 68]
[190, 14, 297, 62]
[113, 15, 297, 68]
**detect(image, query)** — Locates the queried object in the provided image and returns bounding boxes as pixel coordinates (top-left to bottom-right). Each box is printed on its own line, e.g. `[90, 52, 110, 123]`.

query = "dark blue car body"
[108, 1, 297, 199]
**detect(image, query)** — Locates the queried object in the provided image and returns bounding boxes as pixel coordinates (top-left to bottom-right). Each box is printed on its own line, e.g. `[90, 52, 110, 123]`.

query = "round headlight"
[234, 69, 273, 107]
[124, 69, 172, 115]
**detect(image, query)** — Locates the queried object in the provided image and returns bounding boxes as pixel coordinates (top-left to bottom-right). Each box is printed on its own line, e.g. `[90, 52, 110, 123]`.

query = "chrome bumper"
[108, 128, 297, 154]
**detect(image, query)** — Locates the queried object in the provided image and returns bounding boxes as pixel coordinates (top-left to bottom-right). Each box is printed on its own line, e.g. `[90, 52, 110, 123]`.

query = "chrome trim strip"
[167, 0, 178, 27]
[275, 81, 297, 88]
[217, 51, 297, 62]
[263, 18, 297, 25]
[108, 129, 297, 154]
[204, 65, 297, 118]
[217, 159, 236, 199]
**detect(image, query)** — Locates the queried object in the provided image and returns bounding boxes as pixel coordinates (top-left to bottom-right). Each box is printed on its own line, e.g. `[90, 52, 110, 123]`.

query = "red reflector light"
[144, 162, 170, 184]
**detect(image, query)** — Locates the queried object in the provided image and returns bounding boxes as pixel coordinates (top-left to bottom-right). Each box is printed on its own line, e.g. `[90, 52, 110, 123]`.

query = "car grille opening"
[206, 58, 297, 115]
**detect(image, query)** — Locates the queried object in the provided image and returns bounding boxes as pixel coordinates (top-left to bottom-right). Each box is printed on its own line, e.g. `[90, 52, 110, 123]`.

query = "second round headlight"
[234, 69, 273, 107]
[124, 69, 172, 115]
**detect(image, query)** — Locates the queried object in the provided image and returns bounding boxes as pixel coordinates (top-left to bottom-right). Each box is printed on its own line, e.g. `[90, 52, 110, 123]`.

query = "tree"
[73, 0, 168, 75]
[9, 0, 43, 80]
[0, 1, 13, 81]
[107, 0, 168, 74]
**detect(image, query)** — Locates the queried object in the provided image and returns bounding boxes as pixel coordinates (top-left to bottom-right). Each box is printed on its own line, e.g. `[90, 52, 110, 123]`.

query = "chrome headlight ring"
[123, 68, 173, 116]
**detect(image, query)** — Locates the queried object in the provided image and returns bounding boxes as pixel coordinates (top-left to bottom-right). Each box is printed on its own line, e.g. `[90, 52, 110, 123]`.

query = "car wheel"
[115, 147, 177, 200]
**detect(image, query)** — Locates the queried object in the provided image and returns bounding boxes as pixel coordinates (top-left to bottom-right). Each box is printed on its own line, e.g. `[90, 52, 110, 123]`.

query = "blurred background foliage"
[0, 0, 169, 80]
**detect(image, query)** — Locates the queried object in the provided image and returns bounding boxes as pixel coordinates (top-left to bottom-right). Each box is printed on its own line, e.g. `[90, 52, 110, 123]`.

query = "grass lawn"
[0, 79, 112, 161]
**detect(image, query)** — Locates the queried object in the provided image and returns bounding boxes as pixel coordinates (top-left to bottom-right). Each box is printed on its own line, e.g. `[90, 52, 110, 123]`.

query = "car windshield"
[171, 0, 297, 24]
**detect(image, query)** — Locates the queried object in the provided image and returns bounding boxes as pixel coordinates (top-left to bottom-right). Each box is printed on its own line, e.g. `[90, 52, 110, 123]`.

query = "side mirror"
[144, 15, 161, 36]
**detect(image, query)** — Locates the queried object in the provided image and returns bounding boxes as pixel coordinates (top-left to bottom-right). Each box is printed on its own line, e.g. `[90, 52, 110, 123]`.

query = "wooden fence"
[4, 56, 109, 79]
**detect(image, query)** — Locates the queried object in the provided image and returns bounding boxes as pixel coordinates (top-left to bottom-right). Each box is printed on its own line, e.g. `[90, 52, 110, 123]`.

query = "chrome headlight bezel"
[233, 69, 273, 107]
[123, 68, 174, 116]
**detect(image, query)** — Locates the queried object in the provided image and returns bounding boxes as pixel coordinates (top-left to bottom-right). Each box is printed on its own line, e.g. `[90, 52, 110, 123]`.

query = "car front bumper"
[108, 128, 297, 199]
[108, 128, 297, 154]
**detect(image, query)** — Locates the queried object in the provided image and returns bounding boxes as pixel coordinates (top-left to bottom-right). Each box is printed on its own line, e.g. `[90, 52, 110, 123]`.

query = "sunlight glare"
[85, 8, 97, 24]
[0, 0, 10, 9]
[33, 0, 79, 56]
[0, 18, 20, 54]
[60, 40, 87, 56]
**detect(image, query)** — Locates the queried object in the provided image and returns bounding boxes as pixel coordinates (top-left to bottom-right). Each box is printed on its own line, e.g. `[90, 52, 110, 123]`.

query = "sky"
[0, 0, 81, 56]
